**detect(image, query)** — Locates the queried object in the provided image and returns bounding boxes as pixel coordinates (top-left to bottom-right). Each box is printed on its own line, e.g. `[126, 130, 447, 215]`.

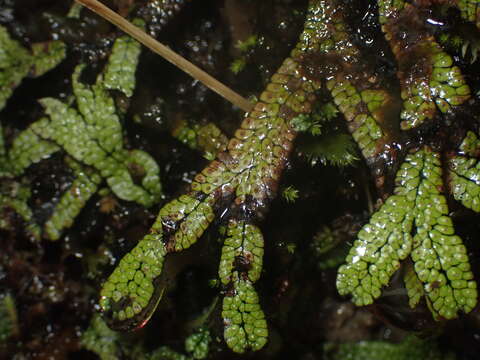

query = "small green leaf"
[44, 157, 102, 241]
[80, 314, 121, 360]
[185, 328, 211, 360]
[222, 276, 268, 353]
[404, 261, 424, 309]
[103, 19, 144, 97]
[30, 41, 66, 77]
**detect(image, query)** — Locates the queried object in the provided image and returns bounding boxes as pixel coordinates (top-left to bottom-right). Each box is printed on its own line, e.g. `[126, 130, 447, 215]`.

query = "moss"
[222, 276, 268, 353]
[448, 130, 480, 212]
[1, 0, 480, 357]
[0, 294, 18, 344]
[324, 335, 456, 360]
[337, 148, 477, 319]
[404, 261, 424, 309]
[185, 328, 211, 360]
[43, 157, 102, 240]
[310, 225, 350, 270]
[378, 0, 470, 129]
[81, 316, 211, 360]
[103, 19, 145, 97]
[300, 132, 359, 167]
[281, 185, 299, 203]
[1, 22, 162, 240]
[455, 0, 480, 29]
[0, 25, 66, 111]
[172, 120, 228, 157]
[100, 0, 327, 351]
[80, 314, 122, 360]
[0, 178, 40, 239]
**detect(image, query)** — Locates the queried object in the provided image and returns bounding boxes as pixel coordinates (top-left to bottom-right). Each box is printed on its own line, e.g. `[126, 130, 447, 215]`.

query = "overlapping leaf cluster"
[0, 26, 67, 238]
[337, 148, 477, 319]
[81, 314, 212, 360]
[0, 21, 162, 240]
[98, 1, 480, 353]
[99, 0, 332, 352]
[317, 0, 480, 319]
[1, 0, 479, 356]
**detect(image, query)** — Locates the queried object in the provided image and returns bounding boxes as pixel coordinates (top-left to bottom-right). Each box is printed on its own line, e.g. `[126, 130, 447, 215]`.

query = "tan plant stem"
[75, 0, 254, 113]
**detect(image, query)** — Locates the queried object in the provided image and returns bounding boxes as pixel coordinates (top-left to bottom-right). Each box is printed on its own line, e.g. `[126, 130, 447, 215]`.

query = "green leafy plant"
[337, 147, 477, 319]
[378, 0, 470, 130]
[448, 130, 480, 212]
[1, 21, 162, 240]
[329, 0, 480, 320]
[1, 0, 480, 357]
[324, 335, 456, 360]
[0, 25, 66, 111]
[98, 0, 480, 351]
[0, 294, 18, 345]
[99, 1, 328, 352]
[81, 314, 211, 360]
